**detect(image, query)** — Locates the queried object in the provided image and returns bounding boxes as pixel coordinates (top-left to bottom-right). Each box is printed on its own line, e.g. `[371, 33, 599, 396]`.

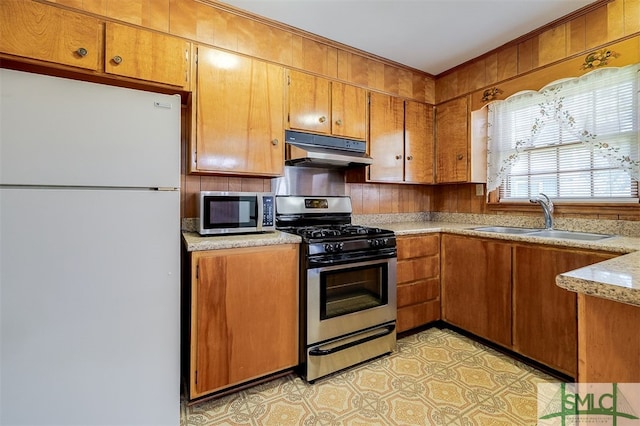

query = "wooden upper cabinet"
[0, 0, 101, 71]
[288, 70, 331, 134]
[368, 93, 434, 183]
[435, 96, 469, 183]
[193, 47, 285, 176]
[287, 70, 366, 140]
[368, 92, 405, 182]
[405, 100, 434, 184]
[104, 22, 189, 87]
[331, 81, 367, 140]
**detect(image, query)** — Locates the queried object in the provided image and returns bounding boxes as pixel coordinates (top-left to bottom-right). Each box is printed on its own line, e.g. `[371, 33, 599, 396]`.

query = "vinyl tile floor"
[181, 327, 557, 425]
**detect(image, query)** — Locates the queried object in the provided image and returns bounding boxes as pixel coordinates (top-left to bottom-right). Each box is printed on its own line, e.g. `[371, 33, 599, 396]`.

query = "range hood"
[285, 130, 373, 168]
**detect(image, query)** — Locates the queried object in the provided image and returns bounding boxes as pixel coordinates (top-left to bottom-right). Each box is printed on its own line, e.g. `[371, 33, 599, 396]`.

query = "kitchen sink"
[472, 226, 541, 234]
[526, 229, 614, 241]
[472, 226, 614, 241]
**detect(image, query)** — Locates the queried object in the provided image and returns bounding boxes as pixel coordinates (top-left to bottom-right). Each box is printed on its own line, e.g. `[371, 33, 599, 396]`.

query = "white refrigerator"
[0, 69, 180, 425]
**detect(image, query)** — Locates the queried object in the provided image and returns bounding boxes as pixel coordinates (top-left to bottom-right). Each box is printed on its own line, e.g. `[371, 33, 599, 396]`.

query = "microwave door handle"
[257, 196, 263, 231]
[308, 324, 395, 356]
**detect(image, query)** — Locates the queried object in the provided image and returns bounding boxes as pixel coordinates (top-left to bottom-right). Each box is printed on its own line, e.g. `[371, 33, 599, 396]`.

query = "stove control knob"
[324, 243, 334, 253]
[337, 242, 344, 251]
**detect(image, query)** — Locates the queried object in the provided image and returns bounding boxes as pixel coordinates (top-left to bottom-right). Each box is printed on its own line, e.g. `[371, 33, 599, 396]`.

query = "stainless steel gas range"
[276, 195, 397, 382]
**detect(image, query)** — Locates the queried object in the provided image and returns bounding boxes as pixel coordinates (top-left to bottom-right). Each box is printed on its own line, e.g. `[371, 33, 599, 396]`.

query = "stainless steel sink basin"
[527, 229, 614, 241]
[472, 226, 540, 234]
[472, 226, 614, 241]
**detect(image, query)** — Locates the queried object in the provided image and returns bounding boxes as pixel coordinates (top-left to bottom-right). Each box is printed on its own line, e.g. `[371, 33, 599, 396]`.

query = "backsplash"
[185, 212, 640, 237]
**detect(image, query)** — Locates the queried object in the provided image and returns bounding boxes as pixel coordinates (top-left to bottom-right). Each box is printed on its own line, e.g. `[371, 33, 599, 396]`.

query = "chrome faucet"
[530, 193, 554, 229]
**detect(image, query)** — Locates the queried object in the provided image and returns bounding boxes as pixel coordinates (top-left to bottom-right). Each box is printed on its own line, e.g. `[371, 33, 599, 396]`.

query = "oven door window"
[320, 263, 388, 320]
[203, 196, 258, 229]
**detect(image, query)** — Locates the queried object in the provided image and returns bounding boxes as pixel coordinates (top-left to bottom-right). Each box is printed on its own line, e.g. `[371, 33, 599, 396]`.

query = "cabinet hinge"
[287, 113, 290, 123]
[195, 370, 198, 384]
[287, 74, 290, 85]
[195, 52, 198, 65]
[196, 264, 199, 279]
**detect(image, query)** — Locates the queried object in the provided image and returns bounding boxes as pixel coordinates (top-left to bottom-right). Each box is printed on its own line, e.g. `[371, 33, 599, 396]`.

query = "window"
[486, 63, 640, 203]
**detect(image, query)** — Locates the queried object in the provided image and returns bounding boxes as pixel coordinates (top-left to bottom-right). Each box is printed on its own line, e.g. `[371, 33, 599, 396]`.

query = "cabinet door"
[436, 97, 469, 183]
[442, 234, 512, 347]
[288, 70, 331, 134]
[405, 101, 434, 184]
[331, 81, 367, 140]
[194, 47, 284, 176]
[191, 245, 299, 398]
[368, 92, 405, 182]
[578, 294, 640, 383]
[513, 246, 613, 377]
[0, 0, 100, 71]
[104, 22, 189, 87]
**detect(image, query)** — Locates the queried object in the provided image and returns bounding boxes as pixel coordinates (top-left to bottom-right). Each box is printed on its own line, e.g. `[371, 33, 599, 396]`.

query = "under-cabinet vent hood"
[285, 130, 373, 168]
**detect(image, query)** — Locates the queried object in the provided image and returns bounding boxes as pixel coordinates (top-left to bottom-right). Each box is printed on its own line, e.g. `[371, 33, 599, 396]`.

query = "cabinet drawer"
[397, 278, 439, 308]
[397, 300, 440, 333]
[397, 234, 439, 259]
[397, 255, 439, 283]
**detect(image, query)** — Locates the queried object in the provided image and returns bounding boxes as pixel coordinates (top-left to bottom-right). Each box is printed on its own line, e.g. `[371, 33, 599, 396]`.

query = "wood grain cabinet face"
[369, 92, 405, 182]
[287, 70, 367, 140]
[104, 22, 189, 87]
[368, 93, 434, 183]
[578, 294, 640, 383]
[404, 100, 434, 184]
[396, 234, 440, 332]
[441, 234, 512, 347]
[189, 245, 299, 399]
[193, 46, 285, 176]
[0, 0, 101, 71]
[513, 246, 614, 377]
[435, 97, 469, 183]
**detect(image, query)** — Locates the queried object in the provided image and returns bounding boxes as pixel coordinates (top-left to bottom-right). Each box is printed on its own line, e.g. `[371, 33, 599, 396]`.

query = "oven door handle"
[308, 324, 396, 356]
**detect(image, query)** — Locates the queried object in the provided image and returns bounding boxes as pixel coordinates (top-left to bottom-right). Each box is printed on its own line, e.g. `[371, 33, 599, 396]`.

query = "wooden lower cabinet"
[188, 244, 299, 399]
[441, 234, 512, 347]
[577, 294, 640, 383]
[513, 246, 614, 377]
[396, 234, 440, 332]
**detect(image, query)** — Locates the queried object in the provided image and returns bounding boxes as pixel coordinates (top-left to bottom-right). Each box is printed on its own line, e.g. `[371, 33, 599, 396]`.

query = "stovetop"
[287, 224, 394, 241]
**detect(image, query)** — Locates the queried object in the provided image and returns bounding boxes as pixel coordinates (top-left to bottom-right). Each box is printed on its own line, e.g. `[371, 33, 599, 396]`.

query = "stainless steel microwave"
[198, 191, 275, 236]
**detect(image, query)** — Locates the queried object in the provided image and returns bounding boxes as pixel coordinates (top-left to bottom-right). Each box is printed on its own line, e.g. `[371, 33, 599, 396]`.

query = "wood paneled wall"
[435, 0, 640, 103]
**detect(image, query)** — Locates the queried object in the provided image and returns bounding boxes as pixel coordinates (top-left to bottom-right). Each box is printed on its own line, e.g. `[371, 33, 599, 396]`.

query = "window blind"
[487, 63, 640, 203]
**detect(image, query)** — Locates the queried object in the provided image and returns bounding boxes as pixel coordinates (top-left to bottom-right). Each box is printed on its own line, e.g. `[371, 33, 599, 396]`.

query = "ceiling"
[219, 0, 597, 76]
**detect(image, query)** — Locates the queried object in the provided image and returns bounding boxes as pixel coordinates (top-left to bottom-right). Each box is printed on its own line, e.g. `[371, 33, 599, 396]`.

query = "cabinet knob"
[395, 155, 402, 160]
[271, 138, 279, 146]
[112, 55, 123, 65]
[407, 155, 413, 160]
[335, 119, 342, 126]
[76, 47, 88, 57]
[318, 116, 327, 123]
[457, 154, 464, 160]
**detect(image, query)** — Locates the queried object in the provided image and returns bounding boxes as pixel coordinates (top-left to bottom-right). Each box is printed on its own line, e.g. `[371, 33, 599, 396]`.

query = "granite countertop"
[182, 230, 301, 251]
[182, 218, 640, 307]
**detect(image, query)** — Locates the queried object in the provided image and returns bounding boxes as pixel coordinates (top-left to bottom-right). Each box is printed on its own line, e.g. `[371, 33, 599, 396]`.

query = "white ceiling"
[220, 0, 596, 75]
